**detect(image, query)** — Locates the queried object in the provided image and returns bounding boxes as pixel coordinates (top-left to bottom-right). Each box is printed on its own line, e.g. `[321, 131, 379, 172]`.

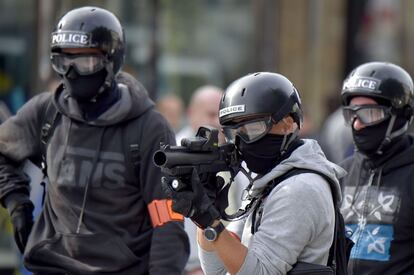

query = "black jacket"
[0, 72, 189, 274]
[339, 135, 414, 275]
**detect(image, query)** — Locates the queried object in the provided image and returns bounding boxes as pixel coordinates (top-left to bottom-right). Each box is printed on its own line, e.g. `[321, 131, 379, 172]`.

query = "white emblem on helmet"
[219, 105, 245, 117]
[343, 76, 379, 91]
[51, 31, 91, 46]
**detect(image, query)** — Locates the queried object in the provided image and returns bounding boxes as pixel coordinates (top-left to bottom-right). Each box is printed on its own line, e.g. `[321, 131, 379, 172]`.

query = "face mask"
[353, 116, 408, 156]
[63, 67, 107, 102]
[238, 134, 286, 174]
[352, 114, 392, 156]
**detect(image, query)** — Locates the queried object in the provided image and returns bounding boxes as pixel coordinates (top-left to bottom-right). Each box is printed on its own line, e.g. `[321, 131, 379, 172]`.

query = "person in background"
[298, 106, 319, 140]
[339, 62, 414, 274]
[156, 93, 185, 133]
[319, 106, 354, 164]
[0, 6, 188, 274]
[176, 85, 224, 144]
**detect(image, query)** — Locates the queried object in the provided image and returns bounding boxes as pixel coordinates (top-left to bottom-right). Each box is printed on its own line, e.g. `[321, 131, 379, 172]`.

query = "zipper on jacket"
[367, 169, 375, 187]
[352, 168, 375, 274]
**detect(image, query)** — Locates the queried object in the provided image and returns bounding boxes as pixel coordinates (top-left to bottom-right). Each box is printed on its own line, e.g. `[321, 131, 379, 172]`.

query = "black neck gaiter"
[238, 134, 302, 175]
[63, 67, 107, 102]
[352, 120, 388, 156]
[77, 82, 120, 121]
[352, 116, 407, 157]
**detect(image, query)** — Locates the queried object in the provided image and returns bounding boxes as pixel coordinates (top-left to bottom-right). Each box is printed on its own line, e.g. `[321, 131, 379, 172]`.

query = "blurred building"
[0, 0, 413, 127]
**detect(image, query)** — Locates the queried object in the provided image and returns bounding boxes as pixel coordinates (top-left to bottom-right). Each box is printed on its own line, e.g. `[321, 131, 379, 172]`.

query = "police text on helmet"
[219, 105, 245, 118]
[344, 77, 379, 91]
[51, 31, 90, 46]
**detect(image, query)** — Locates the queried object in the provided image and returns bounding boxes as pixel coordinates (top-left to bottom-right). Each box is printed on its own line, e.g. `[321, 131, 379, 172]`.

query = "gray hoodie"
[0, 72, 189, 274]
[199, 139, 346, 275]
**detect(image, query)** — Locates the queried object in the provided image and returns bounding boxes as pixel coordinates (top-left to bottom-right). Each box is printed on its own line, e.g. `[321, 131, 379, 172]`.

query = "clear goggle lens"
[343, 105, 390, 127]
[50, 53, 106, 75]
[223, 117, 273, 144]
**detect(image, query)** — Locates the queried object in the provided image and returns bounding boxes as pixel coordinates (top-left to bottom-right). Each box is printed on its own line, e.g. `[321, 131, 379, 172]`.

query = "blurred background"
[0, 0, 414, 274]
[1, 0, 414, 125]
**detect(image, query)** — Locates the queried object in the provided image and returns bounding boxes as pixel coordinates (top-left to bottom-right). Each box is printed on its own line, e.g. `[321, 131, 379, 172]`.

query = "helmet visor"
[343, 105, 390, 127]
[51, 53, 106, 75]
[223, 116, 273, 144]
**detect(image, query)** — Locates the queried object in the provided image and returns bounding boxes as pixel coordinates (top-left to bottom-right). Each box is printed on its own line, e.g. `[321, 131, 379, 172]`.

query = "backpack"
[252, 168, 353, 275]
[38, 97, 149, 201]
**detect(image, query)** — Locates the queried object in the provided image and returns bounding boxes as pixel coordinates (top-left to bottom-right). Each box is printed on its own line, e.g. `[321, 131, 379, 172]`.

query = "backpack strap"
[40, 97, 61, 176]
[39, 97, 61, 205]
[123, 108, 152, 179]
[251, 170, 298, 233]
[251, 168, 341, 271]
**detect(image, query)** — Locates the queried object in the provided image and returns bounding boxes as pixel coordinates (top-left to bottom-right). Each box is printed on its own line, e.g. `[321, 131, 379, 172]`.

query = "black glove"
[199, 172, 231, 215]
[4, 193, 34, 254]
[10, 203, 34, 253]
[198, 172, 225, 200]
[162, 168, 221, 229]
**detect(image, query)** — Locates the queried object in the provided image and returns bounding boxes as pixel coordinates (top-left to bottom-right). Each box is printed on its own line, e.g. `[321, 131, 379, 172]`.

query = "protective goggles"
[50, 53, 106, 75]
[343, 104, 391, 127]
[222, 116, 273, 144]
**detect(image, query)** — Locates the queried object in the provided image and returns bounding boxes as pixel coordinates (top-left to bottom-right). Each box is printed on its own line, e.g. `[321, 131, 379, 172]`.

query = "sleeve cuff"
[198, 246, 227, 274]
[3, 192, 33, 215]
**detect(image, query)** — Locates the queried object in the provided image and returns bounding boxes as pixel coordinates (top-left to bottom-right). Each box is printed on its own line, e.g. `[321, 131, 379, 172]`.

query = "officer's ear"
[280, 116, 296, 134]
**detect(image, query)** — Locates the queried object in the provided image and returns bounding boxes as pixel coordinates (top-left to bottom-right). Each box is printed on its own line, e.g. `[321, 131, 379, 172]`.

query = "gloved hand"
[9, 202, 34, 253]
[11, 203, 34, 253]
[199, 172, 231, 216]
[162, 168, 221, 229]
[198, 172, 225, 201]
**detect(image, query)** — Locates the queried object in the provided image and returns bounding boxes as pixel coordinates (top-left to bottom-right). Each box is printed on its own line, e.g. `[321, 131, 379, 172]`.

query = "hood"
[53, 71, 154, 126]
[251, 139, 346, 203]
[350, 134, 414, 173]
[376, 135, 414, 173]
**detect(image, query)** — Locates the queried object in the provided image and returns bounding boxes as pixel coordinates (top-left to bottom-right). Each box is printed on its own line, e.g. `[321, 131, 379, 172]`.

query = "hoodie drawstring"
[76, 127, 106, 234]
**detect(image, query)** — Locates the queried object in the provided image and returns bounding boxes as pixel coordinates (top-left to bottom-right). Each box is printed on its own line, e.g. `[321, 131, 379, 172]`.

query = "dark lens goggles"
[222, 116, 273, 144]
[50, 53, 106, 75]
[343, 104, 390, 127]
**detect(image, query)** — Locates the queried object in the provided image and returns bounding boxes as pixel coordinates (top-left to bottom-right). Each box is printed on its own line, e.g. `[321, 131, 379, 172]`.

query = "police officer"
[163, 72, 346, 274]
[0, 6, 189, 274]
[340, 62, 414, 274]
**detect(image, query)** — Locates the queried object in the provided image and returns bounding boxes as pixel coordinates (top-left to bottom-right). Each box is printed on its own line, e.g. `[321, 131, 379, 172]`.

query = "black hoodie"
[0, 72, 189, 274]
[339, 135, 414, 275]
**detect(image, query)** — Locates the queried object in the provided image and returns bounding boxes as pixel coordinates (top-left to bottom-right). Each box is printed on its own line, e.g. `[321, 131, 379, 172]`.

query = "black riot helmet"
[219, 72, 303, 154]
[341, 62, 414, 154]
[219, 72, 303, 128]
[342, 62, 414, 112]
[51, 6, 125, 80]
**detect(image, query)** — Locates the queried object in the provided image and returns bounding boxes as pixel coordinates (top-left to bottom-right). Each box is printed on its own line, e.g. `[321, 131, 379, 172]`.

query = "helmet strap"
[90, 58, 114, 103]
[375, 114, 408, 154]
[280, 127, 299, 156]
[409, 116, 414, 125]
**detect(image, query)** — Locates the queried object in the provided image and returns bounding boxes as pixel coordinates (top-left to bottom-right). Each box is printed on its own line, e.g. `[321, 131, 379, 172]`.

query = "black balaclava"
[352, 115, 407, 157]
[62, 66, 120, 121]
[63, 67, 107, 102]
[238, 134, 301, 175]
